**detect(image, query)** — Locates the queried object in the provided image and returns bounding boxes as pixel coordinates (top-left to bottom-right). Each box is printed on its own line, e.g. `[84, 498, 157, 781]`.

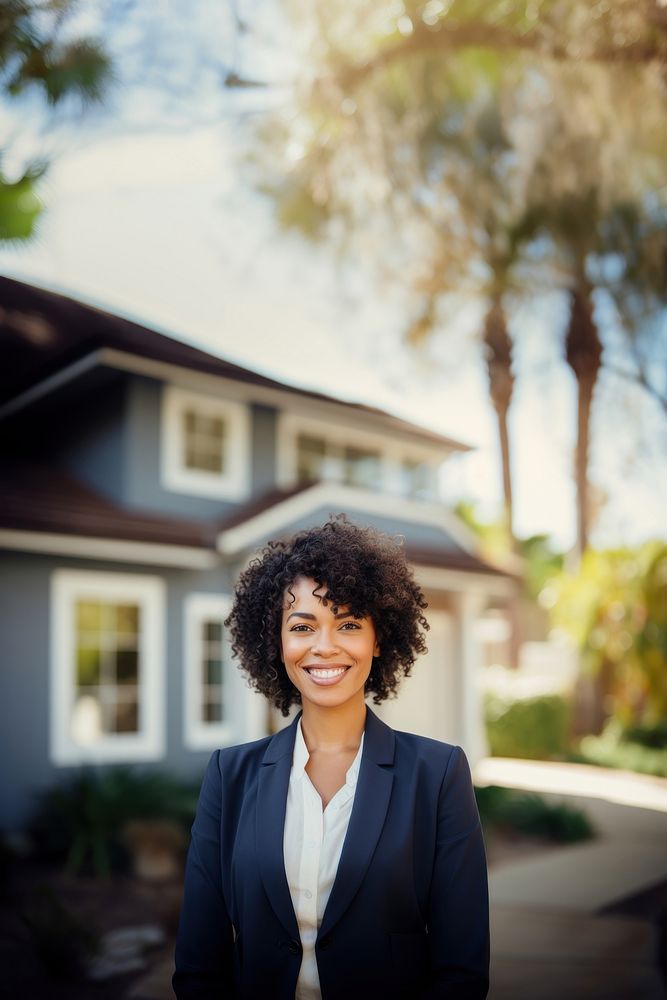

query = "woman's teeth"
[306, 667, 347, 678]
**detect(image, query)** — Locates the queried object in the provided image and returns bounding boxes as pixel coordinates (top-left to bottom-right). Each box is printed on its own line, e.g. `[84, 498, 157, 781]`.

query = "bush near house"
[485, 692, 571, 760]
[475, 784, 594, 843]
[28, 768, 200, 878]
[570, 719, 667, 778]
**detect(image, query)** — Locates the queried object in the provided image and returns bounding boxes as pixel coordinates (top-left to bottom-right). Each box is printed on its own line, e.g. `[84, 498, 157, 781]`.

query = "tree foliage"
[244, 0, 667, 553]
[0, 0, 112, 241]
[550, 541, 667, 726]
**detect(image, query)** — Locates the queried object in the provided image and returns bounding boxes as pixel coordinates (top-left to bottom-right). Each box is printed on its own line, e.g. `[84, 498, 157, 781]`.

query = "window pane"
[204, 699, 223, 723]
[76, 601, 102, 633]
[114, 696, 139, 733]
[344, 447, 381, 489]
[116, 649, 139, 684]
[296, 434, 327, 483]
[77, 647, 101, 685]
[204, 658, 222, 686]
[72, 599, 143, 746]
[401, 459, 435, 498]
[115, 604, 139, 634]
[183, 407, 227, 474]
[204, 621, 222, 642]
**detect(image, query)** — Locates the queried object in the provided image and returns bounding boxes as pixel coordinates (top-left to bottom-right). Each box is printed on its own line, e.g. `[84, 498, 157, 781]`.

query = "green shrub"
[571, 720, 667, 777]
[485, 692, 570, 760]
[29, 768, 200, 877]
[475, 785, 593, 843]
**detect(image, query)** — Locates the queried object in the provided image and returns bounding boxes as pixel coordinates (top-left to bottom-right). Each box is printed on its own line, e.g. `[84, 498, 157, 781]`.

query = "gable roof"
[0, 466, 515, 580]
[0, 276, 469, 451]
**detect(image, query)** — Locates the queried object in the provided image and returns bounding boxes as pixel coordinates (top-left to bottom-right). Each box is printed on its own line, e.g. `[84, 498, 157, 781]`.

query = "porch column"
[451, 589, 488, 767]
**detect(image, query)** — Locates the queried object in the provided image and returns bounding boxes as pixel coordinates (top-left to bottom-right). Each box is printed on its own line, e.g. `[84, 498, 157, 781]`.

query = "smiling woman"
[173, 516, 490, 1000]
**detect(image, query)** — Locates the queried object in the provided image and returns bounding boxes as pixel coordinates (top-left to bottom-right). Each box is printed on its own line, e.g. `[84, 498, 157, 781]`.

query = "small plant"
[29, 768, 199, 877]
[475, 784, 594, 843]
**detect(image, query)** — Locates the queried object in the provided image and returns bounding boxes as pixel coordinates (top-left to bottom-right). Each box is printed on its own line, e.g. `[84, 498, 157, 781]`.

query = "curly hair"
[225, 515, 429, 716]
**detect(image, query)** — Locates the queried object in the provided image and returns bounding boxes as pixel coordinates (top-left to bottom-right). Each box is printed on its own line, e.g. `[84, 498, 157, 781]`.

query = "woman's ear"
[373, 641, 380, 658]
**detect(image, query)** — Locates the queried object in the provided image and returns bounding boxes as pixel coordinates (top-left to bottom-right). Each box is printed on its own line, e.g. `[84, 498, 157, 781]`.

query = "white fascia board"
[217, 481, 493, 560]
[0, 529, 218, 569]
[99, 348, 465, 453]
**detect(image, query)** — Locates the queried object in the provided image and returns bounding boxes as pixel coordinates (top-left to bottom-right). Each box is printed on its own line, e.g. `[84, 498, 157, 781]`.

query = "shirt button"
[304, 889, 313, 899]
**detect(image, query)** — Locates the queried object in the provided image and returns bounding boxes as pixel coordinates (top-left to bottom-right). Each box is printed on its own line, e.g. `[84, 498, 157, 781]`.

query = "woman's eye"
[290, 624, 311, 632]
[340, 621, 361, 630]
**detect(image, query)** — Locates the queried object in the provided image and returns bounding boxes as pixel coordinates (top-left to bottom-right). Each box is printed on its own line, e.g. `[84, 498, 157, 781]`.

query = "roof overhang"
[0, 529, 218, 569]
[216, 481, 516, 579]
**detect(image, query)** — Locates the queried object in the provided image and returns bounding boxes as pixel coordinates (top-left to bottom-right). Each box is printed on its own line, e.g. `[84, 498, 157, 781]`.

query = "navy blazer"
[173, 707, 489, 1000]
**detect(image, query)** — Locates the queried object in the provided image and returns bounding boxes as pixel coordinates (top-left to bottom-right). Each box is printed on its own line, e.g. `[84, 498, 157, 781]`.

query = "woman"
[173, 517, 489, 1000]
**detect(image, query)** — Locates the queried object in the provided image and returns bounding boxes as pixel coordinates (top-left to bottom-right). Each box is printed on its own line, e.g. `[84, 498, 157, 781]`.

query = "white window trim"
[276, 412, 443, 497]
[183, 593, 236, 750]
[50, 569, 165, 765]
[161, 385, 250, 500]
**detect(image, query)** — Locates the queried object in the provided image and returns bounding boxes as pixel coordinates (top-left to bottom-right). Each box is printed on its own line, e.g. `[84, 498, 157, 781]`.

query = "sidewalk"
[475, 757, 667, 999]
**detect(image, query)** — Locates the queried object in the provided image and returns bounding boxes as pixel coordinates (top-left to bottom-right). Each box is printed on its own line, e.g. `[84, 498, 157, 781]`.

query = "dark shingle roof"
[0, 276, 469, 450]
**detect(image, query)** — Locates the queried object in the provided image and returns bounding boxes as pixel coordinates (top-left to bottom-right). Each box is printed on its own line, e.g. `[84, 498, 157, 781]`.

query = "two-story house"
[0, 276, 517, 830]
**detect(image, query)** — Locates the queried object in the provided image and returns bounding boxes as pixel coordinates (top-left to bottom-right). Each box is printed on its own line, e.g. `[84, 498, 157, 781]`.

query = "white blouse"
[283, 719, 365, 1000]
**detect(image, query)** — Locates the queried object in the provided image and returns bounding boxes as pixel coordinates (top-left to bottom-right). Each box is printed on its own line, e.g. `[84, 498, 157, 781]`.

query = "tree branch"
[338, 18, 666, 90]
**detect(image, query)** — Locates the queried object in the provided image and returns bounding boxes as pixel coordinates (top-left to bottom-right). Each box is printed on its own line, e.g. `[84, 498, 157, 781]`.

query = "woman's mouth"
[303, 665, 350, 686]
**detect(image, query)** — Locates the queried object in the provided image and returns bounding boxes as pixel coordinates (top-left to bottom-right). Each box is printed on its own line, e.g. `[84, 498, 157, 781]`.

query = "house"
[0, 276, 518, 830]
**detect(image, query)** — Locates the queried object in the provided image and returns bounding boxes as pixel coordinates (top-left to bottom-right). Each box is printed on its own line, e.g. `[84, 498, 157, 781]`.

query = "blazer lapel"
[319, 707, 395, 939]
[256, 714, 300, 940]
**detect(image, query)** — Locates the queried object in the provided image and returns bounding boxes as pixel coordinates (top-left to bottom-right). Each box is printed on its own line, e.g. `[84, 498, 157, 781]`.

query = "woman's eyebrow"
[285, 610, 357, 622]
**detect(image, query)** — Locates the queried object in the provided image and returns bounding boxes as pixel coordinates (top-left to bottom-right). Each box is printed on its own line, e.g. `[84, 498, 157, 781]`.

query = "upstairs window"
[295, 434, 382, 490]
[162, 386, 250, 500]
[400, 458, 437, 499]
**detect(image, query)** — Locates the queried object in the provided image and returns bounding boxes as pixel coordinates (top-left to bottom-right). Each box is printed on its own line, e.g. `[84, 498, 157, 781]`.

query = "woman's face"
[280, 576, 380, 712]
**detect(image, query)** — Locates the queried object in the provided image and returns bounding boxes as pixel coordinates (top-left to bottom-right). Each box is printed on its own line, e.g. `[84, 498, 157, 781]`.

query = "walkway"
[474, 757, 667, 999]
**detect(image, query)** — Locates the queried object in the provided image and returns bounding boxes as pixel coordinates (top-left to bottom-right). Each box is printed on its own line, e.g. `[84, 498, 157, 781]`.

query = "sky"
[1, 3, 665, 552]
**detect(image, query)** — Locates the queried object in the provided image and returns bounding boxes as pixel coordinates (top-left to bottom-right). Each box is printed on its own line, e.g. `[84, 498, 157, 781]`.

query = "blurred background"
[0, 1, 666, 998]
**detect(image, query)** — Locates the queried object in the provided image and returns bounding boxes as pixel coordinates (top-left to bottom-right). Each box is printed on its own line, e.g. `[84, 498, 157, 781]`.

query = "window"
[161, 386, 250, 500]
[400, 458, 436, 499]
[184, 594, 234, 748]
[294, 435, 382, 490]
[284, 417, 442, 500]
[343, 446, 382, 489]
[51, 571, 165, 764]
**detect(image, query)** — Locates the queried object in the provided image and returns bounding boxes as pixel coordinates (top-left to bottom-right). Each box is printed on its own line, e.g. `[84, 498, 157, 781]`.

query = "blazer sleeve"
[422, 745, 490, 1000]
[173, 750, 235, 1000]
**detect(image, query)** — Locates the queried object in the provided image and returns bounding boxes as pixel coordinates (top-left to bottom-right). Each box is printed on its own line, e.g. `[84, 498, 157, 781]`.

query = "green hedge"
[475, 784, 593, 842]
[485, 692, 570, 760]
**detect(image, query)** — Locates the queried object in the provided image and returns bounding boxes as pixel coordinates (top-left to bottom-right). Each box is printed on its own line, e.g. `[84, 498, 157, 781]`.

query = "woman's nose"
[310, 630, 339, 655]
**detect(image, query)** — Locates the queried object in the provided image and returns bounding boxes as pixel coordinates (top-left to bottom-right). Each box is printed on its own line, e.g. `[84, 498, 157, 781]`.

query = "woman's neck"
[300, 698, 367, 753]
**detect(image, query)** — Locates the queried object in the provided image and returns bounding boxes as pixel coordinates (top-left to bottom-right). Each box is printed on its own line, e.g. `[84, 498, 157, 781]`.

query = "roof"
[0, 276, 469, 450]
[0, 464, 213, 549]
[0, 467, 513, 579]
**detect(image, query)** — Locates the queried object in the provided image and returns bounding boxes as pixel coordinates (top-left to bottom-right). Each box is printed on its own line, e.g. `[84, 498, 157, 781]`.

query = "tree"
[0, 0, 112, 241]
[241, 0, 667, 554]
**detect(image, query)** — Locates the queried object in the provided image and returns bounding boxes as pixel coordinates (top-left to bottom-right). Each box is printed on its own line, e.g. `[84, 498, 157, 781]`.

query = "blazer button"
[318, 936, 332, 950]
[288, 940, 301, 955]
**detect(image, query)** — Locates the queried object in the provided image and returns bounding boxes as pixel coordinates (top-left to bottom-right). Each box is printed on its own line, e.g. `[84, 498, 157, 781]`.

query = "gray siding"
[0, 550, 246, 830]
[58, 382, 127, 503]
